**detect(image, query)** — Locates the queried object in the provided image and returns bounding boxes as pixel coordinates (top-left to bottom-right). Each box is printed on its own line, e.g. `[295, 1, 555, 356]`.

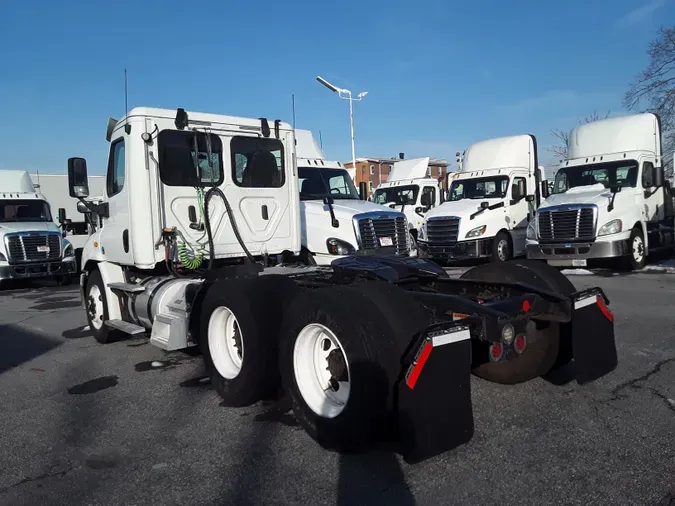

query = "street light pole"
[316, 76, 367, 180]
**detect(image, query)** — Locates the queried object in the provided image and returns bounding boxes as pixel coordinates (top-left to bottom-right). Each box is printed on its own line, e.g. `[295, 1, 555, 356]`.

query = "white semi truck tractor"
[418, 135, 547, 263]
[526, 113, 674, 270]
[0, 170, 77, 286]
[294, 129, 411, 265]
[67, 106, 618, 463]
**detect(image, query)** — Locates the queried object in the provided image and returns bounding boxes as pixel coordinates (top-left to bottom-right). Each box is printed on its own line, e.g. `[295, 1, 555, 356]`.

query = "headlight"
[526, 219, 538, 240]
[418, 222, 427, 241]
[598, 219, 622, 236]
[465, 225, 486, 238]
[63, 239, 74, 257]
[326, 238, 355, 255]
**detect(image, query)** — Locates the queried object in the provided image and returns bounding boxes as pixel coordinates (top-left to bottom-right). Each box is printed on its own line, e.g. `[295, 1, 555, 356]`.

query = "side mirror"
[388, 203, 396, 209]
[57, 208, 67, 224]
[541, 181, 550, 199]
[415, 206, 424, 214]
[653, 165, 664, 187]
[76, 201, 89, 214]
[420, 192, 432, 207]
[68, 157, 90, 198]
[480, 201, 490, 209]
[358, 181, 368, 200]
[525, 194, 535, 202]
[322, 196, 335, 206]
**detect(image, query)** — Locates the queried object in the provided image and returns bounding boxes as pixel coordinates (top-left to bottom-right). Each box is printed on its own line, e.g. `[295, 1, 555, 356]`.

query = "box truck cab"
[0, 170, 77, 284]
[526, 113, 673, 270]
[371, 157, 449, 247]
[295, 129, 411, 265]
[418, 135, 545, 263]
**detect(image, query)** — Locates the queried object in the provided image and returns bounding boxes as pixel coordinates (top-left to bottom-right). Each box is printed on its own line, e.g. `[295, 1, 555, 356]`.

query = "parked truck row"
[57, 106, 617, 463]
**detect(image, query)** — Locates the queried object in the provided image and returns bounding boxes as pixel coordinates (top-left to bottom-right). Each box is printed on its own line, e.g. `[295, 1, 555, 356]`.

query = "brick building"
[343, 155, 450, 195]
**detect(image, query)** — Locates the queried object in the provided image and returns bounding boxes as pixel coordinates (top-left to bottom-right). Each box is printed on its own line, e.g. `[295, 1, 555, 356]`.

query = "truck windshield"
[372, 185, 419, 205]
[298, 167, 359, 200]
[449, 176, 509, 201]
[0, 200, 52, 222]
[553, 161, 638, 194]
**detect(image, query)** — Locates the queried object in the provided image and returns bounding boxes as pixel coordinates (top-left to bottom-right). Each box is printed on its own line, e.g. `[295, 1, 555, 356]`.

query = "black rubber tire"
[460, 261, 561, 384]
[621, 227, 646, 271]
[299, 247, 317, 266]
[491, 231, 513, 262]
[278, 283, 428, 453]
[85, 269, 124, 344]
[55, 274, 73, 286]
[200, 275, 300, 407]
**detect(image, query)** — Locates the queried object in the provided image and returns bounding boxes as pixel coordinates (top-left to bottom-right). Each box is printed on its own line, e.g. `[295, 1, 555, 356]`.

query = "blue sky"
[0, 0, 672, 174]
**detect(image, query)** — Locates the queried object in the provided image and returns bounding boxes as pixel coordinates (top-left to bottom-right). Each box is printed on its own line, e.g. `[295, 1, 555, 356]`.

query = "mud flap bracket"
[395, 324, 474, 464]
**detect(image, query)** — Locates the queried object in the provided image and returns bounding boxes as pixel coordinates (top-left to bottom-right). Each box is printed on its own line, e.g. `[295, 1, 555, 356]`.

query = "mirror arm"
[78, 198, 109, 219]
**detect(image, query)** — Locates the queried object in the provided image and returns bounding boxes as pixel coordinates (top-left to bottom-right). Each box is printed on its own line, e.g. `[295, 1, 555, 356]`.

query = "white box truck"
[526, 113, 674, 270]
[0, 170, 77, 285]
[418, 135, 547, 263]
[66, 106, 617, 463]
[294, 129, 411, 265]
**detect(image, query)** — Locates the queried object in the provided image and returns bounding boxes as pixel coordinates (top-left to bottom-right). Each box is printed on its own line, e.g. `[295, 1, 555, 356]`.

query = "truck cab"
[371, 157, 447, 248]
[295, 129, 411, 265]
[0, 170, 77, 284]
[526, 113, 673, 270]
[418, 135, 545, 263]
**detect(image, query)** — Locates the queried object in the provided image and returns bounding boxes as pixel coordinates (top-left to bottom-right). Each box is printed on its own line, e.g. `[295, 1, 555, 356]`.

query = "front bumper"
[418, 238, 492, 261]
[0, 257, 77, 281]
[526, 238, 629, 263]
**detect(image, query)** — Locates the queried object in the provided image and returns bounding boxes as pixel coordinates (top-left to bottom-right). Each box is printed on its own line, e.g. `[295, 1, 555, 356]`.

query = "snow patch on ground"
[560, 269, 595, 276]
[642, 258, 675, 273]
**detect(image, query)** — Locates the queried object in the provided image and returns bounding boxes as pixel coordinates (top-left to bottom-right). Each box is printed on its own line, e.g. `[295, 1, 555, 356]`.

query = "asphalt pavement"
[0, 270, 673, 506]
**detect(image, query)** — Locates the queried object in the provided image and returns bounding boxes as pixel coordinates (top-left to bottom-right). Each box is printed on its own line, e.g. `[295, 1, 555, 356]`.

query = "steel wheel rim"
[208, 306, 243, 379]
[293, 323, 350, 418]
[497, 239, 509, 261]
[88, 284, 104, 330]
[633, 235, 644, 263]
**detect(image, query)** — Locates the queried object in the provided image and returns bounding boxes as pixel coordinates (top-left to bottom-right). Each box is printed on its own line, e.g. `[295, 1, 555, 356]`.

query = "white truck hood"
[539, 184, 614, 209]
[303, 199, 402, 221]
[0, 221, 60, 233]
[424, 198, 502, 220]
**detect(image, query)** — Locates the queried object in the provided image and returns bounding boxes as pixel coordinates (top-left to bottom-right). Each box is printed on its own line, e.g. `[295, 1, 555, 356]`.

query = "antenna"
[292, 94, 296, 130]
[319, 130, 323, 148]
[123, 69, 131, 134]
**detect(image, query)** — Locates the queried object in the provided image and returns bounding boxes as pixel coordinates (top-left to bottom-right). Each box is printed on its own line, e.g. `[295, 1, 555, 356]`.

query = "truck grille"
[538, 207, 595, 242]
[5, 233, 61, 263]
[356, 215, 409, 255]
[427, 217, 460, 244]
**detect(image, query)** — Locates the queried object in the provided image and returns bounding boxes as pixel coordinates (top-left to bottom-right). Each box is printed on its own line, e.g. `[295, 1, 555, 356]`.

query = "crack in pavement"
[0, 463, 76, 494]
[609, 358, 675, 414]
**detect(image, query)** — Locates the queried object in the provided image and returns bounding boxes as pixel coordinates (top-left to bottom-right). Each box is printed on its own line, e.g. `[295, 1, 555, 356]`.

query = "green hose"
[177, 241, 204, 270]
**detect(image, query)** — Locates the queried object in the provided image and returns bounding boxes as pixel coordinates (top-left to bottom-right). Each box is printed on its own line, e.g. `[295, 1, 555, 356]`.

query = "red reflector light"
[406, 341, 433, 390]
[522, 300, 531, 312]
[489, 343, 503, 362]
[514, 334, 527, 354]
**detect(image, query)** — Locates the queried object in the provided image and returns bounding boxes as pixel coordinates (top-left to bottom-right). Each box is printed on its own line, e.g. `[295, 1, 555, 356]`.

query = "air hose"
[203, 186, 256, 270]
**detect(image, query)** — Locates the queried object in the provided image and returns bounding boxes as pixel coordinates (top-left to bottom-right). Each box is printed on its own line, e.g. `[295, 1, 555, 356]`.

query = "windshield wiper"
[470, 201, 505, 220]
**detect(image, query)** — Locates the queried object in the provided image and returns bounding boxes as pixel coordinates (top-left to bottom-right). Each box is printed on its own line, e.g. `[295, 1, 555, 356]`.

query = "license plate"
[379, 237, 393, 247]
[572, 259, 587, 267]
[37, 245, 50, 253]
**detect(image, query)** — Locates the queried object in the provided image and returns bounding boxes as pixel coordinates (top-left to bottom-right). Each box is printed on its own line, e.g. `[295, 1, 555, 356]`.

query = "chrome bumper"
[526, 239, 629, 261]
[0, 258, 77, 281]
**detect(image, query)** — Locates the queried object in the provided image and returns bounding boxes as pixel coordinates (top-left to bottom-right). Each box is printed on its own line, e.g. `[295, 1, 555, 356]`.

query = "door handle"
[261, 205, 269, 220]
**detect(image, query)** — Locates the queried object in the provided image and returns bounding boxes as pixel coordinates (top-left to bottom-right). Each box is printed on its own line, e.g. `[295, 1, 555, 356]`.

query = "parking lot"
[1, 268, 674, 506]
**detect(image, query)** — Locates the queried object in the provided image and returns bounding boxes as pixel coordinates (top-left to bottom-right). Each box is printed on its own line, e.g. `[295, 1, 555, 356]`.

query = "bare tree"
[624, 26, 675, 171]
[548, 111, 611, 161]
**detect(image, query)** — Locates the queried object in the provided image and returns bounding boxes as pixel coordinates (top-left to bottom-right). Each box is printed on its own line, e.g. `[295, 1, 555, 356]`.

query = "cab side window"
[422, 186, 436, 205]
[642, 162, 654, 188]
[107, 139, 125, 197]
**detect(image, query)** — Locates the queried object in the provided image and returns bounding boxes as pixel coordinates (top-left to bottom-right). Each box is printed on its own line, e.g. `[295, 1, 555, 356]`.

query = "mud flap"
[395, 325, 474, 464]
[568, 291, 618, 384]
